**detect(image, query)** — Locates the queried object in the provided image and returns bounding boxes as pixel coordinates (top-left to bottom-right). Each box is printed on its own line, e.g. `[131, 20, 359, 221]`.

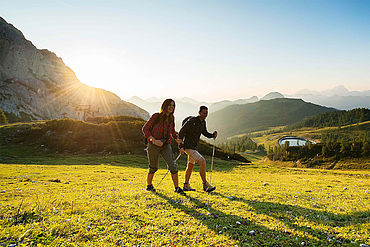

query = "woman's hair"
[159, 99, 175, 123]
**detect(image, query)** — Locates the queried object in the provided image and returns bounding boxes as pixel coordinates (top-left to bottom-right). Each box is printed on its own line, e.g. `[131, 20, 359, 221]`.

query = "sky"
[2, 0, 370, 101]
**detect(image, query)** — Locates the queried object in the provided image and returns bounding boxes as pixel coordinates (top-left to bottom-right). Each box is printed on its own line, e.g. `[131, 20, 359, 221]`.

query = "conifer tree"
[0, 109, 7, 124]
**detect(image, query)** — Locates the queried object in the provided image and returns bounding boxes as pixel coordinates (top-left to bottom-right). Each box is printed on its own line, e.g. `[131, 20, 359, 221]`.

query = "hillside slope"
[207, 98, 336, 139]
[287, 108, 370, 130]
[0, 117, 248, 162]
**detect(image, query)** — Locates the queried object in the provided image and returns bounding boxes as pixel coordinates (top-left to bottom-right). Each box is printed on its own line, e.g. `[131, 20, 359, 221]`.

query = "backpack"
[182, 116, 195, 127]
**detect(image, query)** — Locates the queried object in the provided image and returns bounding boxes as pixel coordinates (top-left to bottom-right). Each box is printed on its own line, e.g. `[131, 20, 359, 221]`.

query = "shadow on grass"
[155, 191, 332, 246]
[212, 192, 368, 244]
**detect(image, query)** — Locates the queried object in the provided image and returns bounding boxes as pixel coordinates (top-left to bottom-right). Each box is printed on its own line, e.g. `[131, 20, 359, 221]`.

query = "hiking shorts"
[185, 149, 204, 164]
[146, 143, 178, 174]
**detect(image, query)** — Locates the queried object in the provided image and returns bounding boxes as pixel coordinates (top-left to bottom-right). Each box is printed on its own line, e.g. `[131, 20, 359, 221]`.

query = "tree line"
[0, 117, 248, 162]
[286, 108, 369, 130]
[267, 137, 369, 164]
[0, 108, 7, 124]
[218, 135, 265, 153]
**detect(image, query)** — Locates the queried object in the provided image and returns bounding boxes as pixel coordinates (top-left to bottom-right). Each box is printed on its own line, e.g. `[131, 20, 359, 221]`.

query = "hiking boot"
[174, 187, 186, 196]
[183, 183, 196, 191]
[146, 184, 156, 192]
[203, 182, 216, 193]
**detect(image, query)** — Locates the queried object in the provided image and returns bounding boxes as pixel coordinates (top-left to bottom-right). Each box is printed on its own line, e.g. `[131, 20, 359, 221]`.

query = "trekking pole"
[157, 153, 182, 188]
[210, 138, 216, 184]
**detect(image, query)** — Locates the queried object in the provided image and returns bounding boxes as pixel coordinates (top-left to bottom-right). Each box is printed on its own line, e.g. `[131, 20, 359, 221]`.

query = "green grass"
[240, 151, 266, 163]
[1, 158, 369, 246]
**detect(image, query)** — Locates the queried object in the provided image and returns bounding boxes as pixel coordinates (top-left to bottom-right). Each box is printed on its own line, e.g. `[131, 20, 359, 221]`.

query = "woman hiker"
[142, 99, 186, 195]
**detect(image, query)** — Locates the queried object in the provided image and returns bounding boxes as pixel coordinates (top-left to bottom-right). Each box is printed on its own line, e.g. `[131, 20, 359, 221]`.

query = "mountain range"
[127, 95, 259, 125]
[206, 98, 337, 139]
[288, 85, 370, 110]
[0, 17, 149, 122]
[128, 85, 369, 128]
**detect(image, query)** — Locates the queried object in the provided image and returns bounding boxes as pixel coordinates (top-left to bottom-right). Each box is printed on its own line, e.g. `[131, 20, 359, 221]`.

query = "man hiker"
[178, 106, 218, 192]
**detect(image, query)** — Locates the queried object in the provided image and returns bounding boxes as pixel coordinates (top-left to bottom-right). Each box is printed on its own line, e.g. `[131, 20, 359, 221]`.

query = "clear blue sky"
[2, 0, 370, 101]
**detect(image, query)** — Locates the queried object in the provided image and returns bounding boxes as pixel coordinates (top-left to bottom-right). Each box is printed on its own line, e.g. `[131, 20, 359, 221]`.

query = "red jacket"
[142, 113, 178, 142]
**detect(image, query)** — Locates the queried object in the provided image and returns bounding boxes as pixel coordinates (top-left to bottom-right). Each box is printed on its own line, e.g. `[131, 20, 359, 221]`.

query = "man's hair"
[199, 106, 208, 112]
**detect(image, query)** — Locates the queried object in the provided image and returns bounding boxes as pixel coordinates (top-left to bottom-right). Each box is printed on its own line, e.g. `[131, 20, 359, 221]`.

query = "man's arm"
[202, 121, 216, 138]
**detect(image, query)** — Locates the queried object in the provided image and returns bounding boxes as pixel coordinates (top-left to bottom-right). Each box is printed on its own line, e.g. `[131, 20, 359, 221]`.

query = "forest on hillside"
[219, 135, 265, 153]
[267, 136, 369, 168]
[0, 117, 248, 162]
[286, 108, 369, 130]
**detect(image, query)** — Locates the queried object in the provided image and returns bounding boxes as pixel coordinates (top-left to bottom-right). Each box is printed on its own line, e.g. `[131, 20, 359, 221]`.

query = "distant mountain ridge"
[0, 17, 149, 122]
[289, 85, 370, 110]
[206, 98, 337, 139]
[128, 85, 370, 126]
[296, 85, 370, 96]
[127, 95, 259, 128]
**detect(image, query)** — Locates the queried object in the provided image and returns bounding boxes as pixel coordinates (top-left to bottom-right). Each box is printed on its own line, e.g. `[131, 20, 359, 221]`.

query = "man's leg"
[198, 156, 216, 192]
[147, 173, 155, 186]
[185, 150, 207, 184]
[183, 150, 198, 191]
[198, 157, 207, 184]
[184, 162, 195, 184]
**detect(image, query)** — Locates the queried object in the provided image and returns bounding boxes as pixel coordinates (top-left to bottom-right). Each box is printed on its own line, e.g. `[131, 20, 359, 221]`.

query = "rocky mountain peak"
[0, 16, 149, 122]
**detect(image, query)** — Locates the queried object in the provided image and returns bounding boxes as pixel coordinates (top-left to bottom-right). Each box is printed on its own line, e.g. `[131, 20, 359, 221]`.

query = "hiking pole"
[210, 138, 216, 184]
[157, 153, 182, 188]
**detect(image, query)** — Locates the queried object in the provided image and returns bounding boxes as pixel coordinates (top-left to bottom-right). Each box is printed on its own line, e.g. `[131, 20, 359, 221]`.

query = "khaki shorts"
[185, 149, 204, 164]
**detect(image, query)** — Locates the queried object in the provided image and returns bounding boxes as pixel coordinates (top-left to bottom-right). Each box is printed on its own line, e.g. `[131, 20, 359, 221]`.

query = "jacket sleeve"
[202, 121, 214, 138]
[142, 113, 159, 139]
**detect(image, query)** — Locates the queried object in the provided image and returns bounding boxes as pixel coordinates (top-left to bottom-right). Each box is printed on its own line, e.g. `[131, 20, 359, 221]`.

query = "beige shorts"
[185, 149, 204, 164]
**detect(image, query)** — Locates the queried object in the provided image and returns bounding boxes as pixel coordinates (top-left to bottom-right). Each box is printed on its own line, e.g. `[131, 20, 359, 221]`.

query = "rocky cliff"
[0, 17, 149, 122]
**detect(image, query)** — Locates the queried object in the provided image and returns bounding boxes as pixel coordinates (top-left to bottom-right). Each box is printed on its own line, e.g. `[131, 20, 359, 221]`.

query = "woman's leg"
[146, 143, 160, 186]
[160, 144, 179, 187]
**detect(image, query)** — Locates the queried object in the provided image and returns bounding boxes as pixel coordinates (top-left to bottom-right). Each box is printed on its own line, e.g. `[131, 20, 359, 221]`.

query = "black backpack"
[182, 116, 195, 127]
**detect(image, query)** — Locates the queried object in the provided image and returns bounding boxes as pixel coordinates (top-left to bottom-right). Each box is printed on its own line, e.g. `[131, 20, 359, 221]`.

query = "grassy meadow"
[0, 155, 369, 246]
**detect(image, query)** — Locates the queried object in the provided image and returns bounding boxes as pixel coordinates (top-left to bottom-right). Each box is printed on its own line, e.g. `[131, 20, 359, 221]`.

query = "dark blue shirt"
[178, 116, 214, 150]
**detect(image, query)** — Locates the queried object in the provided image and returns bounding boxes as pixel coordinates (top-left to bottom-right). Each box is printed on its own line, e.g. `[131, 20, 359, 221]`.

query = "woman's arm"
[142, 113, 159, 140]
